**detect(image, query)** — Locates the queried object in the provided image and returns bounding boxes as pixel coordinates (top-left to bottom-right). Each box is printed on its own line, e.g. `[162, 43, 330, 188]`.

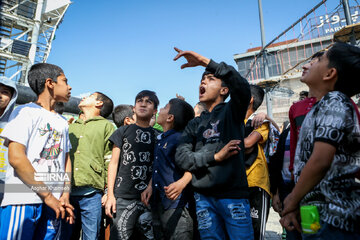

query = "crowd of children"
[0, 42, 359, 240]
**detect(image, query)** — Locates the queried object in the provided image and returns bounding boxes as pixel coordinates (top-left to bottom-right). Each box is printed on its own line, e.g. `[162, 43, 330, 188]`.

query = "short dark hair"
[135, 90, 159, 109]
[299, 91, 308, 98]
[95, 92, 114, 118]
[168, 98, 194, 131]
[327, 42, 360, 97]
[28, 63, 64, 95]
[202, 73, 230, 100]
[194, 102, 207, 116]
[112, 104, 133, 128]
[250, 84, 265, 111]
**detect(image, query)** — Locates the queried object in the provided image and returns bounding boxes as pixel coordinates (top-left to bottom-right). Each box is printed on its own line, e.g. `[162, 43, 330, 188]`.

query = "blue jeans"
[302, 221, 360, 240]
[61, 192, 102, 240]
[194, 192, 254, 240]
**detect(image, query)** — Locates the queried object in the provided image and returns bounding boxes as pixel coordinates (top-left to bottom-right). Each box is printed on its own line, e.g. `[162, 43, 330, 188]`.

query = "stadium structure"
[0, 0, 80, 113]
[234, 0, 360, 125]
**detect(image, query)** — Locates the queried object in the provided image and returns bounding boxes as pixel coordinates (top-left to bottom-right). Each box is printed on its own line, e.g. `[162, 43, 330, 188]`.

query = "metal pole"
[21, 0, 45, 85]
[258, 0, 273, 118]
[342, 0, 356, 45]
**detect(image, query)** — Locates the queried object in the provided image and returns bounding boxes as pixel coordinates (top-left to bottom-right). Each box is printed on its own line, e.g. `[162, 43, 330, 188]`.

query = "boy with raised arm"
[174, 48, 253, 240]
[0, 63, 74, 239]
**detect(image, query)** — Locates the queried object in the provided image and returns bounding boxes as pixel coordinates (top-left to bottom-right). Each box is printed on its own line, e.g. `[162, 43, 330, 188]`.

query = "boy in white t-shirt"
[0, 63, 74, 240]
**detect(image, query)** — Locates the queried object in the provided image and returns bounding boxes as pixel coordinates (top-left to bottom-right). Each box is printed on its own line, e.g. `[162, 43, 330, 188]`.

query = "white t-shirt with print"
[0, 103, 71, 206]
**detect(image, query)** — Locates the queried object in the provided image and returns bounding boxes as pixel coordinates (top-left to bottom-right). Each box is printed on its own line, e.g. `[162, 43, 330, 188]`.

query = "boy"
[173, 48, 253, 239]
[0, 76, 18, 205]
[281, 42, 360, 238]
[243, 85, 270, 240]
[0, 63, 74, 239]
[62, 92, 115, 239]
[193, 102, 206, 117]
[112, 104, 135, 128]
[142, 98, 195, 239]
[105, 90, 159, 240]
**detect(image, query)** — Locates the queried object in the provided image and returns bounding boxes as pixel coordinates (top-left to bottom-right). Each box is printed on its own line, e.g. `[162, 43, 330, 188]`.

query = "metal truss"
[0, 0, 71, 84]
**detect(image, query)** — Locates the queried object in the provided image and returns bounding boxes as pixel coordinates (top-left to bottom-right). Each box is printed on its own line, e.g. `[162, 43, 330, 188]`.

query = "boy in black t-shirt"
[105, 90, 159, 240]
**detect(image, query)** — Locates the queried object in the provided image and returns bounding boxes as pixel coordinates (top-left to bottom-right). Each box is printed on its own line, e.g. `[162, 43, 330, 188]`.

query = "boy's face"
[157, 103, 171, 127]
[0, 84, 13, 111]
[53, 73, 72, 102]
[78, 93, 100, 108]
[134, 96, 157, 121]
[199, 74, 227, 103]
[301, 52, 330, 87]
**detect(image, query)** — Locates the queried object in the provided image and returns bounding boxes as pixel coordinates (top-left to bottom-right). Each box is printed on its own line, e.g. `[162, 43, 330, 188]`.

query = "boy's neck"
[161, 123, 172, 133]
[206, 98, 223, 112]
[0, 107, 5, 117]
[245, 108, 254, 120]
[81, 107, 101, 121]
[36, 92, 56, 112]
[135, 118, 151, 128]
[308, 87, 331, 102]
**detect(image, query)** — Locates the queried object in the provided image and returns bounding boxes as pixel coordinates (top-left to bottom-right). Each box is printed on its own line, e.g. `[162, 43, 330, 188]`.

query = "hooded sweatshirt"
[0, 77, 18, 203]
[175, 60, 251, 199]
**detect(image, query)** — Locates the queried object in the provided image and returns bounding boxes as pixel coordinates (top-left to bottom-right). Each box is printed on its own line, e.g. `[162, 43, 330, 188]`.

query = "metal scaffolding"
[0, 0, 71, 85]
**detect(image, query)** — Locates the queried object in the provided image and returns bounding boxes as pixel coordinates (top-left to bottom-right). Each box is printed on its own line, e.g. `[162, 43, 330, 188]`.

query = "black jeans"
[110, 197, 154, 240]
[152, 204, 193, 240]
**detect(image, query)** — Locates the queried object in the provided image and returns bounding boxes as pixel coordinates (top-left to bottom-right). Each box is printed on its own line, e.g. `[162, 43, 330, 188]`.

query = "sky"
[47, 0, 342, 108]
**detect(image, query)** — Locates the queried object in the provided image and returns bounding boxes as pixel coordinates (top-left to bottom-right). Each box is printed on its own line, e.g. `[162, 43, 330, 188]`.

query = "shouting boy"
[174, 48, 253, 239]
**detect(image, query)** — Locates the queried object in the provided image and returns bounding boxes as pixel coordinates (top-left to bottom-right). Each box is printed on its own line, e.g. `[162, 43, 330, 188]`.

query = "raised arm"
[173, 47, 250, 122]
[173, 47, 210, 68]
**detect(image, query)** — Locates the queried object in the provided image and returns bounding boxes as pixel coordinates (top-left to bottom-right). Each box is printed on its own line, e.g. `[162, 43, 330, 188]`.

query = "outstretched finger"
[181, 63, 191, 69]
[174, 47, 182, 53]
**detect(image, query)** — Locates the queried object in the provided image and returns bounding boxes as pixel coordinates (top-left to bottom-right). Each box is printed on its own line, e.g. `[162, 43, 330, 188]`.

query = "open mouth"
[200, 86, 205, 95]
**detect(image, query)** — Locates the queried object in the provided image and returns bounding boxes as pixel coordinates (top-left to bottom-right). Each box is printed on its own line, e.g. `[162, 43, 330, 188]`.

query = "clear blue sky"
[48, 0, 341, 108]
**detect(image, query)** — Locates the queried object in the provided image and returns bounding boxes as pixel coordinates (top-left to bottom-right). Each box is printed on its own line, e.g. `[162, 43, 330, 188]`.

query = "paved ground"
[265, 207, 283, 240]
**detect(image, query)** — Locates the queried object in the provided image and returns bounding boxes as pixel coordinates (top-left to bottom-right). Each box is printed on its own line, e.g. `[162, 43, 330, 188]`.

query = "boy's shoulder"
[318, 91, 353, 113]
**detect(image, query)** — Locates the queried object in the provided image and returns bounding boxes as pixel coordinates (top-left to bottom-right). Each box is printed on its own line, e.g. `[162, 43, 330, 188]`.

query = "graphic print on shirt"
[203, 120, 220, 139]
[135, 129, 151, 144]
[131, 165, 147, 180]
[131, 165, 148, 190]
[33, 123, 63, 173]
[122, 138, 136, 165]
[116, 177, 123, 188]
[294, 92, 360, 233]
[139, 152, 150, 162]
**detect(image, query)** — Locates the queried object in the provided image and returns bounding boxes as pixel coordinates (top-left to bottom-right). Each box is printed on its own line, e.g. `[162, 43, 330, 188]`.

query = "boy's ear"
[220, 87, 229, 97]
[124, 116, 132, 125]
[166, 114, 174, 123]
[95, 100, 103, 108]
[250, 96, 254, 104]
[45, 78, 54, 90]
[324, 67, 337, 83]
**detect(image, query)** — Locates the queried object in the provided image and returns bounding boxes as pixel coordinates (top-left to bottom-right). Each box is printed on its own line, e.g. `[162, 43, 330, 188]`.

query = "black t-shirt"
[109, 124, 156, 199]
